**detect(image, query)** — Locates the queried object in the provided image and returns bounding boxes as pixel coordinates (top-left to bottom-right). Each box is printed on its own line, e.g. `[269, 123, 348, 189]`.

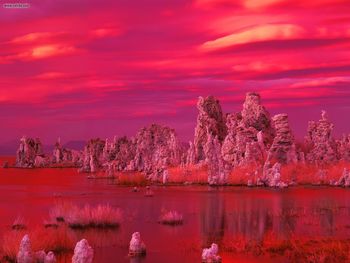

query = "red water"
[1, 157, 350, 262]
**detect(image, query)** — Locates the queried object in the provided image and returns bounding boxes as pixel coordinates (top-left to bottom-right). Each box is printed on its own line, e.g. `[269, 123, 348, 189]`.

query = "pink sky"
[0, 0, 350, 144]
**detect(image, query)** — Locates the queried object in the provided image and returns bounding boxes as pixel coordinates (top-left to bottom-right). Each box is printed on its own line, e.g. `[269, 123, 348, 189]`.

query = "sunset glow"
[1, 0, 350, 144]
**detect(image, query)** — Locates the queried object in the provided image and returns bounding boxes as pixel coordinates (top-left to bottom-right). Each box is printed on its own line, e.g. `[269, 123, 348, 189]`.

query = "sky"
[0, 0, 350, 146]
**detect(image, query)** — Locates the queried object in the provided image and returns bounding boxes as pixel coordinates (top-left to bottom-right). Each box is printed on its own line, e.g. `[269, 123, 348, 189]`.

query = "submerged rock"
[193, 96, 227, 163]
[129, 232, 146, 256]
[202, 243, 221, 263]
[72, 239, 93, 263]
[44, 251, 56, 263]
[17, 234, 33, 263]
[34, 250, 56, 263]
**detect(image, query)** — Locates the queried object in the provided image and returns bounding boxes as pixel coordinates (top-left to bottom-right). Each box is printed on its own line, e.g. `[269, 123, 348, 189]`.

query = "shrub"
[158, 210, 183, 225]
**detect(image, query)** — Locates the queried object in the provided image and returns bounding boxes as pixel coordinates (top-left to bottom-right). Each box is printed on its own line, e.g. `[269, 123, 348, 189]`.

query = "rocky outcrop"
[193, 96, 227, 163]
[16, 137, 44, 168]
[129, 232, 146, 256]
[222, 92, 273, 167]
[204, 133, 227, 185]
[72, 239, 93, 263]
[337, 134, 350, 162]
[130, 124, 181, 181]
[52, 138, 83, 166]
[267, 114, 297, 164]
[202, 243, 221, 263]
[305, 111, 337, 165]
[335, 168, 350, 187]
[17, 235, 56, 263]
[186, 141, 196, 165]
[258, 162, 287, 188]
[80, 139, 105, 172]
[34, 250, 56, 263]
[17, 234, 32, 263]
[113, 136, 136, 171]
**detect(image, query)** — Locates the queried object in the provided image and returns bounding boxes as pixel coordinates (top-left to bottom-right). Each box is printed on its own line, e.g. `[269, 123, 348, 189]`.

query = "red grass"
[228, 166, 261, 185]
[219, 232, 350, 263]
[65, 204, 122, 229]
[158, 210, 183, 225]
[168, 164, 208, 184]
[117, 171, 148, 186]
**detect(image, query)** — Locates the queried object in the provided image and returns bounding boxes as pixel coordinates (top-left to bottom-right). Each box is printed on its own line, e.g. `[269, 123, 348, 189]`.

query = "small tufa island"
[12, 92, 350, 187]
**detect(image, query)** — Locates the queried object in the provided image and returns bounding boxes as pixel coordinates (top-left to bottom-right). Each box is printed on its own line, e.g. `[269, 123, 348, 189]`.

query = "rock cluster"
[129, 124, 182, 181]
[267, 114, 297, 164]
[53, 138, 83, 166]
[337, 134, 350, 162]
[16, 137, 44, 168]
[17, 235, 56, 263]
[80, 138, 105, 173]
[193, 96, 227, 162]
[72, 239, 93, 263]
[113, 136, 136, 171]
[305, 111, 337, 164]
[222, 92, 273, 167]
[129, 232, 146, 256]
[12, 92, 350, 188]
[336, 168, 350, 187]
[204, 133, 227, 185]
[202, 243, 221, 263]
[259, 162, 287, 188]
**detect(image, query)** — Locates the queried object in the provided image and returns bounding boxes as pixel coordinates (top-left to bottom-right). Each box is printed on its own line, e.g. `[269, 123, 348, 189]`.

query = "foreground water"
[1, 158, 350, 262]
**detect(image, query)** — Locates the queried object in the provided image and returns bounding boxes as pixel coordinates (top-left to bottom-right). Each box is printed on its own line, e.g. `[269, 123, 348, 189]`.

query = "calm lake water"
[1, 157, 350, 262]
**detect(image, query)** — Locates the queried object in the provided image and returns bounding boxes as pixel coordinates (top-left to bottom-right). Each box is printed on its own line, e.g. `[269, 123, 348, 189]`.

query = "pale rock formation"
[80, 139, 105, 172]
[52, 138, 83, 167]
[34, 250, 46, 262]
[259, 162, 287, 188]
[129, 232, 146, 256]
[336, 168, 350, 187]
[17, 234, 33, 263]
[72, 239, 93, 263]
[305, 111, 337, 164]
[131, 124, 181, 180]
[186, 141, 196, 165]
[34, 155, 50, 168]
[34, 250, 56, 263]
[337, 134, 350, 162]
[53, 138, 62, 164]
[162, 169, 169, 184]
[267, 114, 298, 164]
[44, 251, 56, 263]
[113, 136, 136, 171]
[202, 243, 221, 263]
[193, 96, 227, 163]
[204, 133, 227, 185]
[16, 137, 44, 168]
[222, 93, 273, 167]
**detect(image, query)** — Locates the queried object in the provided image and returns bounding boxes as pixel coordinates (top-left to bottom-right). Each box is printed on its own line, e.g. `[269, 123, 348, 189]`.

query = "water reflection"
[199, 188, 350, 245]
[200, 190, 226, 246]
